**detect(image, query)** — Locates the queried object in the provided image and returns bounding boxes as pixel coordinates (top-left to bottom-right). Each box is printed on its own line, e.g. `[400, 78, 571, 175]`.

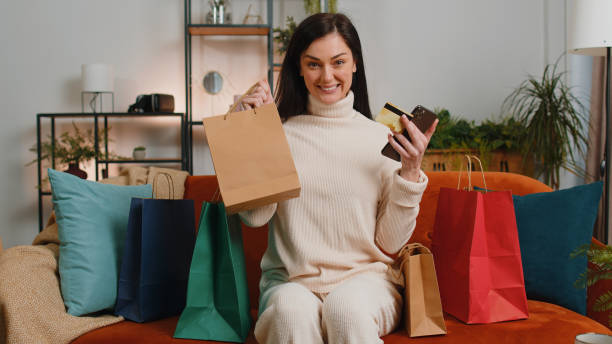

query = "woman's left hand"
[386, 116, 438, 182]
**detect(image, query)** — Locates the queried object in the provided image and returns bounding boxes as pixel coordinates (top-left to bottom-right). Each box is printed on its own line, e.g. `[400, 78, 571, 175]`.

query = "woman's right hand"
[240, 79, 274, 110]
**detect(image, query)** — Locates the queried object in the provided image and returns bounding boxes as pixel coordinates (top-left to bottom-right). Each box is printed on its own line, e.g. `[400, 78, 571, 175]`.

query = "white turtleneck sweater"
[239, 91, 428, 295]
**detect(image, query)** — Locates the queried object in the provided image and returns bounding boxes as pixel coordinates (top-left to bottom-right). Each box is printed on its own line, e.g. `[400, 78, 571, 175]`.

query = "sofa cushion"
[513, 182, 603, 315]
[48, 169, 152, 316]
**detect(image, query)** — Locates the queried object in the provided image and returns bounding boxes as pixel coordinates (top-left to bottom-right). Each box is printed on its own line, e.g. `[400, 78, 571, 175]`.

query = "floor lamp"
[568, 0, 612, 243]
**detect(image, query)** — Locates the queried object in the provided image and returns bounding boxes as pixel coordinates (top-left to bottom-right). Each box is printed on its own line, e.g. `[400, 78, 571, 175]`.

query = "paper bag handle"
[391, 243, 431, 281]
[457, 155, 487, 192]
[153, 172, 175, 199]
[211, 184, 222, 203]
[225, 82, 260, 119]
[398, 243, 431, 259]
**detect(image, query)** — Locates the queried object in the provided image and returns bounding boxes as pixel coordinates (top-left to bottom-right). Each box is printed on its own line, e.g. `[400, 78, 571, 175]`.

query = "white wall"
[340, 0, 569, 121]
[0, 0, 589, 248]
[562, 54, 593, 189]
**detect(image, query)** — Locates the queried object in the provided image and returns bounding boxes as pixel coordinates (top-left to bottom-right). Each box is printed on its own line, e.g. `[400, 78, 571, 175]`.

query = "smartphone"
[380, 105, 437, 161]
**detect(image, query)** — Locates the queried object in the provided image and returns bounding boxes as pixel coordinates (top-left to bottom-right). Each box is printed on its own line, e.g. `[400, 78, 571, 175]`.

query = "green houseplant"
[273, 16, 297, 55]
[29, 122, 121, 179]
[571, 244, 612, 327]
[303, 0, 337, 14]
[429, 108, 525, 152]
[425, 108, 530, 174]
[503, 59, 589, 189]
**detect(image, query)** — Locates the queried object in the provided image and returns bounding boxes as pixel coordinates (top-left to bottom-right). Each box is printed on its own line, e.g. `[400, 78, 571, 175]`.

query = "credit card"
[375, 102, 412, 132]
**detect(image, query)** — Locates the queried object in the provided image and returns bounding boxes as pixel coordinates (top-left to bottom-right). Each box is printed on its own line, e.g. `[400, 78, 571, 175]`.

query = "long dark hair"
[275, 13, 372, 120]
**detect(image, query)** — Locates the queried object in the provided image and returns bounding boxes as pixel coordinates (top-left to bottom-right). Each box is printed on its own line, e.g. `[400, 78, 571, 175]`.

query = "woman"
[239, 13, 437, 344]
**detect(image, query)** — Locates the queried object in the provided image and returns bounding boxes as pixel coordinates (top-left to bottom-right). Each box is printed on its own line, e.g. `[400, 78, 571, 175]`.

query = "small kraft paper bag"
[432, 155, 528, 324]
[397, 243, 447, 337]
[203, 83, 301, 214]
[115, 173, 196, 323]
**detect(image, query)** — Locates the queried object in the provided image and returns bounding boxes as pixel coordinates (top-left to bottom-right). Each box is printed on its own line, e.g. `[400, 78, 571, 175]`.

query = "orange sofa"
[73, 172, 612, 343]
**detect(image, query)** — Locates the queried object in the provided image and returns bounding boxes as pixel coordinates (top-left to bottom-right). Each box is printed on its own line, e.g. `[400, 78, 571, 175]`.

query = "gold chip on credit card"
[375, 102, 413, 132]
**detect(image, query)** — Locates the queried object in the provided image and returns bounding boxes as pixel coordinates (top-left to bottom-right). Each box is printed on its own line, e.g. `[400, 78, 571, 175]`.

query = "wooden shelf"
[98, 158, 182, 164]
[37, 112, 183, 118]
[188, 25, 270, 36]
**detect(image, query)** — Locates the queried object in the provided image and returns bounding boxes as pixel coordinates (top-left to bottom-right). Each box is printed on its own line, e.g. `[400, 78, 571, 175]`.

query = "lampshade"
[567, 0, 612, 56]
[81, 64, 114, 92]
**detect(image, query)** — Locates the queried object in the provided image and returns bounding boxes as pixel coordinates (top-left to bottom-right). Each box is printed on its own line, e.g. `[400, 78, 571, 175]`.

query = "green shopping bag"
[173, 202, 252, 342]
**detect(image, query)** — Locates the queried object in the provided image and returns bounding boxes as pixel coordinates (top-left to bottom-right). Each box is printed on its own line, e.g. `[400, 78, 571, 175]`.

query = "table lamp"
[81, 63, 115, 112]
[568, 0, 612, 242]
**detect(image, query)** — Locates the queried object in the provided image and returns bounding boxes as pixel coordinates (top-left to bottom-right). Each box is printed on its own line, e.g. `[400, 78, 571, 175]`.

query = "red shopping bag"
[431, 156, 528, 324]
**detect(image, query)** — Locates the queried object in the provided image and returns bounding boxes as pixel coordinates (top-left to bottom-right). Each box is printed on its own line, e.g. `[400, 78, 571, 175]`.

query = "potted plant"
[273, 16, 297, 57]
[503, 58, 589, 189]
[206, 0, 232, 24]
[571, 243, 612, 327]
[303, 0, 337, 14]
[28, 122, 120, 179]
[133, 146, 146, 160]
[424, 108, 531, 174]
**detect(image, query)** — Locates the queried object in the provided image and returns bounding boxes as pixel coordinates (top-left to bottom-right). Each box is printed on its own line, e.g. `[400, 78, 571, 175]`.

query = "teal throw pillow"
[512, 182, 602, 315]
[48, 169, 152, 316]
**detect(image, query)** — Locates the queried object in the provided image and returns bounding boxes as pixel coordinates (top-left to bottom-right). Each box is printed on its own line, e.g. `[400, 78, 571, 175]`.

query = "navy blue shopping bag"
[115, 197, 196, 322]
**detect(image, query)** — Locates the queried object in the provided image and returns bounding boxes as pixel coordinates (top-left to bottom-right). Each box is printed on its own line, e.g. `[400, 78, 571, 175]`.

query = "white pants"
[254, 273, 402, 344]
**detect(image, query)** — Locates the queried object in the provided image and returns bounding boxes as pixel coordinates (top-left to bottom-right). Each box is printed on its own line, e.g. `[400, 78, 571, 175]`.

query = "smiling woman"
[235, 12, 438, 344]
[272, 12, 373, 120]
[299, 33, 357, 105]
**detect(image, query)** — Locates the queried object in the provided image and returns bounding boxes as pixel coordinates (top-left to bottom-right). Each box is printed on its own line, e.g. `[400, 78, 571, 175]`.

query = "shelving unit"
[184, 0, 274, 174]
[35, 112, 185, 232]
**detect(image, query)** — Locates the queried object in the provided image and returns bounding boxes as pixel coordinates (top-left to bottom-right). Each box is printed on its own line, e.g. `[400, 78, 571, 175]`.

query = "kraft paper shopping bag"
[173, 202, 251, 343]
[203, 84, 300, 214]
[431, 155, 528, 324]
[398, 243, 447, 337]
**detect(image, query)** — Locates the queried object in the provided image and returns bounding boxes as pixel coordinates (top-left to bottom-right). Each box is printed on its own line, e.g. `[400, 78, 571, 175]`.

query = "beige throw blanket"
[0, 166, 188, 344]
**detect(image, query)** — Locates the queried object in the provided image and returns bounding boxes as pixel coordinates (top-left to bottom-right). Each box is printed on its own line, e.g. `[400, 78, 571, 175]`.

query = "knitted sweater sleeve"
[238, 203, 277, 228]
[375, 168, 428, 254]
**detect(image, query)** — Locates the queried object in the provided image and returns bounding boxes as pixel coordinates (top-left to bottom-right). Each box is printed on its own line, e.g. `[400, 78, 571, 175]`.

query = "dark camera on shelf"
[128, 94, 174, 113]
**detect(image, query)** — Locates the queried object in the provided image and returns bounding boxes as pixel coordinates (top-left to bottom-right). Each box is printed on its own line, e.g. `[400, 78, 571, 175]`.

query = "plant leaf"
[594, 291, 612, 312]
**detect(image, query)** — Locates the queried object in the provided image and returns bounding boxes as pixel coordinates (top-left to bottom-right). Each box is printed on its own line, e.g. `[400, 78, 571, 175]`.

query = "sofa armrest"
[587, 238, 612, 329]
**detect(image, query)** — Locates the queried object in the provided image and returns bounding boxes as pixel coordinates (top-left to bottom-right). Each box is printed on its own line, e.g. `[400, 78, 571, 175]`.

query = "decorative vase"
[64, 163, 87, 179]
[206, 0, 232, 24]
